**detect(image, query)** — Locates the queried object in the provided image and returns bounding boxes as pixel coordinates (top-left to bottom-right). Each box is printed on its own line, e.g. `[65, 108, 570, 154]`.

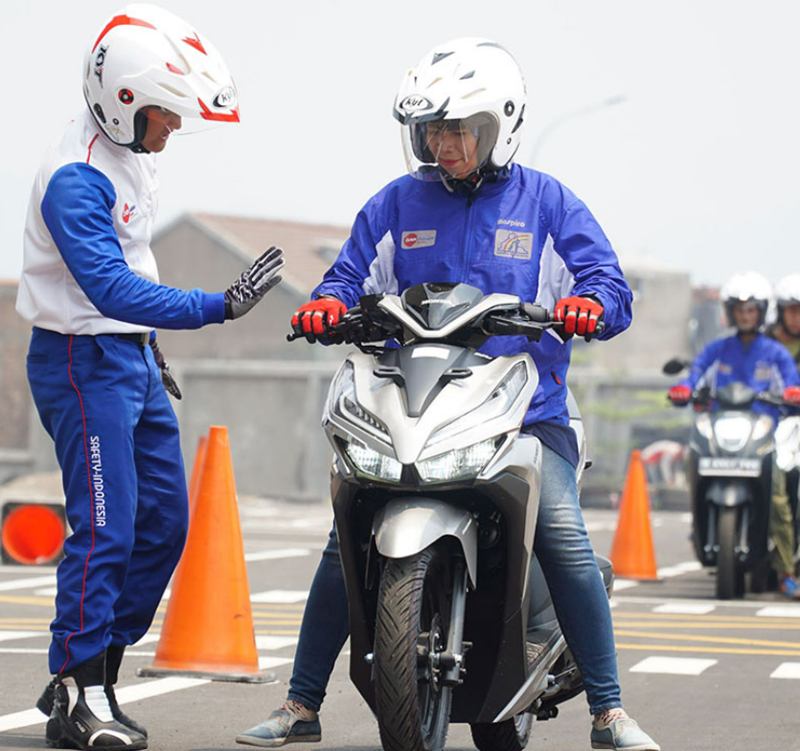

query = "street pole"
[527, 95, 628, 167]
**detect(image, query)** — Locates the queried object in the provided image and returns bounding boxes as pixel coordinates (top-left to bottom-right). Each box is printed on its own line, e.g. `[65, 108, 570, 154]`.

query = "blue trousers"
[287, 443, 621, 715]
[27, 328, 189, 675]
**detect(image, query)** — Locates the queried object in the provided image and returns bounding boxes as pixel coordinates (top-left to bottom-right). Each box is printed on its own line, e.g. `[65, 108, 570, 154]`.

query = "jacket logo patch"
[122, 204, 136, 224]
[402, 230, 436, 249]
[494, 229, 533, 260]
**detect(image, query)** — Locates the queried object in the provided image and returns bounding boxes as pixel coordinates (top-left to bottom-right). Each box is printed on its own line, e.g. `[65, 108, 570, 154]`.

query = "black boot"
[38, 647, 147, 738]
[105, 646, 148, 738]
[44, 652, 147, 750]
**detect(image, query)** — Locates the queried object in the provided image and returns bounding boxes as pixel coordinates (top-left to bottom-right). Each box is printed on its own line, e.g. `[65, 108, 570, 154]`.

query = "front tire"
[374, 548, 453, 751]
[470, 713, 533, 751]
[717, 507, 744, 599]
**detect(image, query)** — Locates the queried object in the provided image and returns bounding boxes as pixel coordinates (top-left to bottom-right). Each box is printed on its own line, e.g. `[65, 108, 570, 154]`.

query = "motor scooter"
[290, 283, 612, 751]
[664, 358, 791, 599]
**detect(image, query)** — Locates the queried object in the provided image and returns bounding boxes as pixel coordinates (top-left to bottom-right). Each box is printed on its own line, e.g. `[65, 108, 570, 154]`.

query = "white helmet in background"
[720, 272, 772, 330]
[775, 274, 800, 318]
[393, 38, 526, 183]
[83, 4, 239, 152]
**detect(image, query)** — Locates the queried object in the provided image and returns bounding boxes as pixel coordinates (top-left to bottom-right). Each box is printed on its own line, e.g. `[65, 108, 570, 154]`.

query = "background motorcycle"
[664, 358, 792, 599]
[290, 283, 612, 751]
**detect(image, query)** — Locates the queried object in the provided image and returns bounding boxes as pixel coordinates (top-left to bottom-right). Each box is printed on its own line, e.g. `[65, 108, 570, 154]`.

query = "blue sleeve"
[542, 181, 633, 340]
[313, 189, 391, 309]
[775, 344, 800, 388]
[41, 163, 225, 329]
[681, 339, 723, 390]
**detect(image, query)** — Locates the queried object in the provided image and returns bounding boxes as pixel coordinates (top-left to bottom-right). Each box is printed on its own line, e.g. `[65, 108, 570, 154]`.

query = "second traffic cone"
[609, 450, 659, 581]
[138, 426, 270, 682]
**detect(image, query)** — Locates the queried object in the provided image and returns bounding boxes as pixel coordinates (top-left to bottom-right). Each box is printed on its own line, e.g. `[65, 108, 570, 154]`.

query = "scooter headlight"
[752, 414, 775, 442]
[713, 416, 752, 452]
[695, 413, 713, 440]
[416, 438, 498, 484]
[344, 438, 403, 482]
[429, 362, 528, 445]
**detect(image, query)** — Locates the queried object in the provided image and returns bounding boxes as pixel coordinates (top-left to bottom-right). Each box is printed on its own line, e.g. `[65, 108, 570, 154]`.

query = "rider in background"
[769, 276, 800, 362]
[669, 272, 800, 598]
[238, 37, 659, 751]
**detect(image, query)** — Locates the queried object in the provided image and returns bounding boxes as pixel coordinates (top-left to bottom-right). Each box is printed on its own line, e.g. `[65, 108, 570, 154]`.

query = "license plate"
[698, 457, 762, 477]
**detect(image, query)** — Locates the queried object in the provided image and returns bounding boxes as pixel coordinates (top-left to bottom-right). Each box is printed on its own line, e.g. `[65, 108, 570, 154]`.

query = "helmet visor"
[401, 113, 499, 181]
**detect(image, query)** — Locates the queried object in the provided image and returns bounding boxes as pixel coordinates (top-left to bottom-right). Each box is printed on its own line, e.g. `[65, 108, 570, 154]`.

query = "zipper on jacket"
[461, 195, 478, 280]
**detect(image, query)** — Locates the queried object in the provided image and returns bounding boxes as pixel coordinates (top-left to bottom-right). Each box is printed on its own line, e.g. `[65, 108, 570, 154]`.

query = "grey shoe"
[236, 703, 322, 748]
[591, 708, 660, 751]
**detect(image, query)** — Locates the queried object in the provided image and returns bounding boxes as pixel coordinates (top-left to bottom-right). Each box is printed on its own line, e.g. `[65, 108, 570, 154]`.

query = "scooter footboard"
[372, 498, 478, 587]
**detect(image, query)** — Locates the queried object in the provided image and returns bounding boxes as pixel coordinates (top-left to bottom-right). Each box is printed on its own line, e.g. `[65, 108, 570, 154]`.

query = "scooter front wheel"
[717, 507, 745, 600]
[374, 547, 453, 751]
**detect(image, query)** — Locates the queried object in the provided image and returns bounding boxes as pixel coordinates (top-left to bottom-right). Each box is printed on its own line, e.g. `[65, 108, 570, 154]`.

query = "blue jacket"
[315, 165, 633, 427]
[680, 334, 800, 422]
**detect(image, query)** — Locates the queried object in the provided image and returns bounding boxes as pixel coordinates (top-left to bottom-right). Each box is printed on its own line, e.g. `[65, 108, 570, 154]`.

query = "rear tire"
[470, 713, 532, 751]
[374, 548, 453, 751]
[717, 508, 744, 599]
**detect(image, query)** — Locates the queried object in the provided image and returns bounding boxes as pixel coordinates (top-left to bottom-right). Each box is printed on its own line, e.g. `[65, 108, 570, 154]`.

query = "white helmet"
[393, 38, 526, 183]
[720, 272, 772, 329]
[83, 4, 239, 152]
[776, 274, 800, 312]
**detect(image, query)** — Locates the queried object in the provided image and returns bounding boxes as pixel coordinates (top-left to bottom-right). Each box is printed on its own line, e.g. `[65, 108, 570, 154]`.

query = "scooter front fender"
[706, 480, 751, 507]
[372, 498, 478, 588]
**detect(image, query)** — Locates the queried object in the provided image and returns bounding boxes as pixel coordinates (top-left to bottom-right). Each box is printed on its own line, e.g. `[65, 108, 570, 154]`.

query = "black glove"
[150, 339, 182, 400]
[224, 246, 284, 320]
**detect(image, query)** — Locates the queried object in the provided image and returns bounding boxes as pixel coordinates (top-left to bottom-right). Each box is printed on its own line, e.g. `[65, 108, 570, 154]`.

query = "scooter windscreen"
[401, 282, 485, 330]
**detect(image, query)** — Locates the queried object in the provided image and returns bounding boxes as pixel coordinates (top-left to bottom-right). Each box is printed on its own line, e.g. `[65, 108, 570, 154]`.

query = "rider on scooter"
[769, 275, 800, 363]
[669, 272, 800, 598]
[238, 37, 659, 751]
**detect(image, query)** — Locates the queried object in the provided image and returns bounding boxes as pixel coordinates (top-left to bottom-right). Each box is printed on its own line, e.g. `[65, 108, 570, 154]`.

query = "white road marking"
[657, 561, 702, 578]
[251, 590, 309, 603]
[0, 631, 41, 643]
[244, 548, 311, 562]
[613, 580, 640, 591]
[258, 656, 294, 669]
[132, 634, 161, 647]
[34, 587, 58, 596]
[629, 656, 717, 675]
[0, 575, 56, 591]
[255, 636, 299, 650]
[614, 595, 800, 611]
[653, 602, 716, 615]
[756, 606, 800, 618]
[0, 678, 208, 732]
[770, 663, 800, 679]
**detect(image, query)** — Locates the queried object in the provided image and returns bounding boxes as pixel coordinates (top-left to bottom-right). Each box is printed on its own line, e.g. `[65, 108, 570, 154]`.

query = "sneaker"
[38, 678, 148, 738]
[236, 701, 322, 747]
[779, 574, 800, 600]
[591, 708, 660, 751]
[45, 677, 147, 750]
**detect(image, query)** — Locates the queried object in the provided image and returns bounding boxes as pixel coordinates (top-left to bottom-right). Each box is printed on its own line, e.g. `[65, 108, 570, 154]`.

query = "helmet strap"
[126, 110, 151, 154]
[439, 165, 511, 196]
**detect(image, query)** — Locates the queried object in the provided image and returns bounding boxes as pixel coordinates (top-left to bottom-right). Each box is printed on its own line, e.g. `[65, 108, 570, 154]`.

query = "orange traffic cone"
[138, 426, 270, 682]
[186, 433, 208, 513]
[609, 450, 659, 581]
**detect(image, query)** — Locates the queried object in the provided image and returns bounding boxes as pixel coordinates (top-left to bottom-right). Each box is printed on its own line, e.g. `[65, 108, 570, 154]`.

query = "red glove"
[669, 385, 692, 405]
[554, 296, 604, 339]
[783, 386, 800, 405]
[291, 297, 347, 342]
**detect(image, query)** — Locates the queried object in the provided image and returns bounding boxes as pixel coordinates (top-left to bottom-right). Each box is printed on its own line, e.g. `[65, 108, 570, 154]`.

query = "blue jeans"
[287, 443, 621, 715]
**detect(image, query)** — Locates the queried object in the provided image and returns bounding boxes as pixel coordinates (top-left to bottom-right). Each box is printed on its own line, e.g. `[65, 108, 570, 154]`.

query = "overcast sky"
[2, 0, 798, 287]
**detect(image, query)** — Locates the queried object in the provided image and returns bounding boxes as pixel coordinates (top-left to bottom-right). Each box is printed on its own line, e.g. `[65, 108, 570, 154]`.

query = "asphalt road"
[1, 499, 799, 751]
